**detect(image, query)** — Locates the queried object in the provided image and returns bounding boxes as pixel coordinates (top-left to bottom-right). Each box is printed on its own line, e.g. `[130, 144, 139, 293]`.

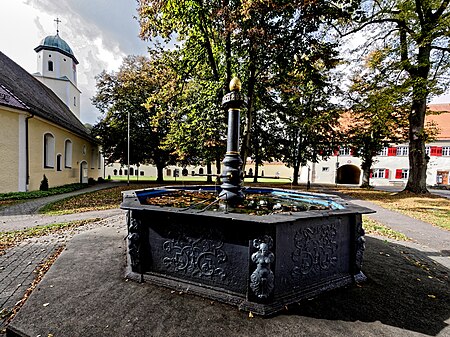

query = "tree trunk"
[156, 163, 164, 183]
[404, 45, 431, 194]
[253, 160, 259, 183]
[206, 161, 213, 183]
[360, 157, 373, 188]
[405, 97, 429, 193]
[240, 41, 256, 173]
[292, 164, 300, 186]
[215, 156, 221, 184]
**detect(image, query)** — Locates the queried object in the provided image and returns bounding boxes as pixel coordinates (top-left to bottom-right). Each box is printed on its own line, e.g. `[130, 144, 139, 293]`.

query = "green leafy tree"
[346, 53, 410, 187]
[277, 50, 342, 185]
[92, 55, 174, 182]
[338, 0, 450, 193]
[137, 0, 360, 174]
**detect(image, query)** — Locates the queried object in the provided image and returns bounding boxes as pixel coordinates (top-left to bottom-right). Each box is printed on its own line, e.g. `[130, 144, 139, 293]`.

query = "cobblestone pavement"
[0, 215, 125, 331]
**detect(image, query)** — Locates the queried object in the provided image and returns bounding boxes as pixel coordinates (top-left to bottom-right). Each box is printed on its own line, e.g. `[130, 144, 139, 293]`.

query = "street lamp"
[127, 109, 130, 186]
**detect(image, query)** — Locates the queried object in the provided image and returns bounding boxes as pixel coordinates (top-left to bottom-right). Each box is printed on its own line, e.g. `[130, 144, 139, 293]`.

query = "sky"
[0, 1, 449, 126]
[0, 0, 149, 125]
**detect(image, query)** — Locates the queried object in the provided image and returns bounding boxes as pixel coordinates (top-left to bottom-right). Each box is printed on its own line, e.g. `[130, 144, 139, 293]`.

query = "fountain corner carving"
[250, 236, 275, 300]
[127, 211, 142, 272]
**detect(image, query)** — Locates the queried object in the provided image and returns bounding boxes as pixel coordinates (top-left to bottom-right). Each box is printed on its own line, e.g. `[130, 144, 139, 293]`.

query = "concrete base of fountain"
[121, 186, 373, 316]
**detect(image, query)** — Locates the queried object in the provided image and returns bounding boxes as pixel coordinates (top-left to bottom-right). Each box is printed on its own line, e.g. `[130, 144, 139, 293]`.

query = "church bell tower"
[33, 18, 81, 119]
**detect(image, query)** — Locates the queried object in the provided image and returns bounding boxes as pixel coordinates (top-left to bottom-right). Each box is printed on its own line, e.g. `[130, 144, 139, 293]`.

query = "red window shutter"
[395, 169, 402, 179]
[370, 170, 373, 178]
[388, 147, 396, 156]
[436, 147, 442, 156]
[333, 149, 339, 156]
[385, 169, 389, 179]
[350, 148, 355, 156]
[430, 147, 437, 156]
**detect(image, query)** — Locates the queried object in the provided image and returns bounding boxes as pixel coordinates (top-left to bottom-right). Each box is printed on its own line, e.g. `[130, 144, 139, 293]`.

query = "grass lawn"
[339, 189, 450, 231]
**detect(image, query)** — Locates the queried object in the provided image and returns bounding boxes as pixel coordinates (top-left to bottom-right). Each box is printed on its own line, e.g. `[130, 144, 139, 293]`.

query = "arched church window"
[199, 168, 204, 175]
[113, 169, 118, 175]
[48, 61, 53, 71]
[44, 133, 55, 168]
[64, 139, 72, 168]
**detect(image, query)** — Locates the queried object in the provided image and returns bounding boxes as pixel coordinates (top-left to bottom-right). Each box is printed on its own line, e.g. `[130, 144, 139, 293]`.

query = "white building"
[105, 104, 450, 188]
[309, 105, 450, 187]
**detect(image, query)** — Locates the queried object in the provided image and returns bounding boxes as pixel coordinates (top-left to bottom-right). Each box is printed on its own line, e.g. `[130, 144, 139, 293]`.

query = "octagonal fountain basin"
[121, 186, 373, 316]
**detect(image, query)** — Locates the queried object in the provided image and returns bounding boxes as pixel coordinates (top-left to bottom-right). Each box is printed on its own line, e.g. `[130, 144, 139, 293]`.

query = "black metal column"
[219, 78, 246, 204]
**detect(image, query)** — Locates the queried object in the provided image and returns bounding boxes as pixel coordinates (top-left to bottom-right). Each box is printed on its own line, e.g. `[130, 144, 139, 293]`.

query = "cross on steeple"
[54, 17, 61, 35]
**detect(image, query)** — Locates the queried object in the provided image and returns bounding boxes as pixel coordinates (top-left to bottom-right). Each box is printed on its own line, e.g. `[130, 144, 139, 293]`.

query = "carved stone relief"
[162, 236, 228, 281]
[291, 223, 338, 279]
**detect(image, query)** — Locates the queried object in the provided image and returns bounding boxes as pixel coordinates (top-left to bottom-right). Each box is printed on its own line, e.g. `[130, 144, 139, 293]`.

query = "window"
[396, 146, 408, 156]
[91, 149, 96, 169]
[395, 169, 409, 179]
[378, 147, 388, 156]
[64, 139, 72, 168]
[198, 168, 204, 175]
[140, 171, 144, 176]
[56, 154, 62, 171]
[322, 167, 329, 172]
[166, 169, 172, 177]
[430, 146, 443, 156]
[443, 147, 450, 156]
[113, 169, 118, 175]
[44, 133, 55, 168]
[130, 167, 134, 176]
[372, 168, 389, 179]
[425, 146, 431, 156]
[82, 145, 86, 155]
[339, 147, 351, 156]
[119, 169, 123, 175]
[48, 60, 53, 71]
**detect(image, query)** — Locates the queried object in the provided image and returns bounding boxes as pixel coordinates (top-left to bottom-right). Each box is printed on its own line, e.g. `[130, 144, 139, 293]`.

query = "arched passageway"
[336, 165, 361, 185]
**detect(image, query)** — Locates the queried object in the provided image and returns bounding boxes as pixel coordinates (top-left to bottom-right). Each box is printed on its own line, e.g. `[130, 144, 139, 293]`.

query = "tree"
[346, 53, 409, 187]
[92, 55, 174, 182]
[137, 0, 360, 174]
[338, 0, 450, 193]
[277, 48, 342, 185]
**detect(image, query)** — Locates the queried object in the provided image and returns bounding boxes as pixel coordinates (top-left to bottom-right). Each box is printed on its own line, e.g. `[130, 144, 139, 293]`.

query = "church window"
[57, 154, 62, 171]
[48, 61, 53, 71]
[44, 133, 55, 168]
[64, 139, 72, 168]
[113, 169, 118, 175]
[91, 149, 95, 169]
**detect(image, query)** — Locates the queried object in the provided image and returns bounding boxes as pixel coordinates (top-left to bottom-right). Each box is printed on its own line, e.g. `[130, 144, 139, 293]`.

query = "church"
[0, 30, 102, 193]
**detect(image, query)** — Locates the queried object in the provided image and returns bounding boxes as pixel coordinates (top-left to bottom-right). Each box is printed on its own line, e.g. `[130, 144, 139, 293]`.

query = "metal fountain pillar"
[219, 77, 246, 204]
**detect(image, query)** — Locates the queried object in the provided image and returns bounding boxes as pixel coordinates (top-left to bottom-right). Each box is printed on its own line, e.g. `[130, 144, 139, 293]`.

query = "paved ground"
[0, 185, 449, 336]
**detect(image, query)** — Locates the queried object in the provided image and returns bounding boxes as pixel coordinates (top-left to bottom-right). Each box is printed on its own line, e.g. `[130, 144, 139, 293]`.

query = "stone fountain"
[121, 78, 373, 315]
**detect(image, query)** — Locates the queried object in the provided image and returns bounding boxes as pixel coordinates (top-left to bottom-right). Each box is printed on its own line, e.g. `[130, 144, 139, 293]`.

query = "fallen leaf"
[43, 303, 49, 307]
[428, 294, 436, 299]
[248, 312, 254, 318]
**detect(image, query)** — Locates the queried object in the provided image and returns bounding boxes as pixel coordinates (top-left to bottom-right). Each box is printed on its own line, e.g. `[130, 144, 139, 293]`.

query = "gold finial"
[229, 77, 241, 91]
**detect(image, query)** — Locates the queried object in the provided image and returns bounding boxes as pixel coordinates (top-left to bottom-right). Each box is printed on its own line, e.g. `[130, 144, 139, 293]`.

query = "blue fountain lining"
[135, 186, 345, 210]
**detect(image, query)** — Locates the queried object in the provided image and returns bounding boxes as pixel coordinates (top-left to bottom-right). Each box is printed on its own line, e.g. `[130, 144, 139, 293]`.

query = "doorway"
[336, 165, 361, 185]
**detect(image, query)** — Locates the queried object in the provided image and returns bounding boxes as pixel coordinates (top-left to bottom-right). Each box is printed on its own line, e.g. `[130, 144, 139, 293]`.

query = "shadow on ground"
[6, 227, 449, 337]
[286, 237, 450, 336]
